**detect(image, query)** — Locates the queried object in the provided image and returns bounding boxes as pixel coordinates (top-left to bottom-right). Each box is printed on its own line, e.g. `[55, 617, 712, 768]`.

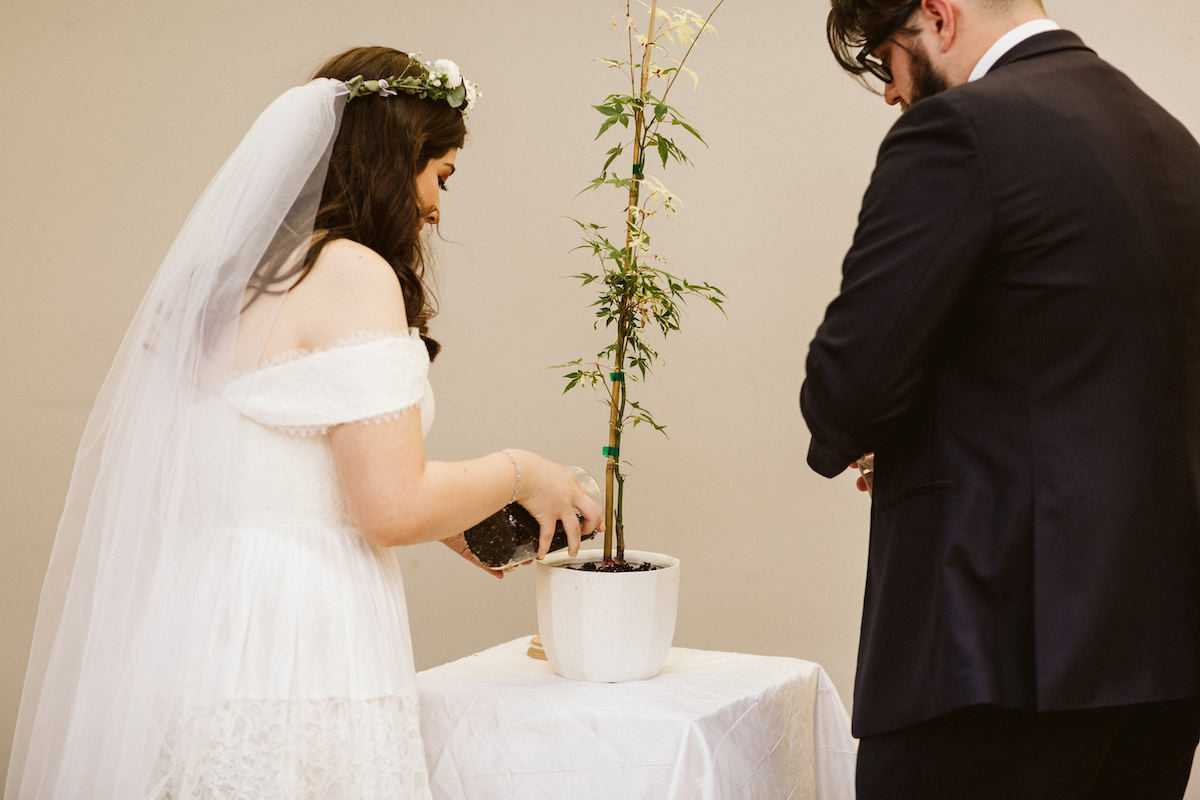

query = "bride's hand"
[441, 532, 509, 579]
[509, 451, 604, 559]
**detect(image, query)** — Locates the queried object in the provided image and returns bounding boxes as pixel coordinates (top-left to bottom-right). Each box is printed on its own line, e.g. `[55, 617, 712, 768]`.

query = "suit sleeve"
[801, 95, 992, 477]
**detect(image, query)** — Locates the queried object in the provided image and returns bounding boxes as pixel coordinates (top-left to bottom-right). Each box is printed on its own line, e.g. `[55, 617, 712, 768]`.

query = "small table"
[416, 637, 857, 800]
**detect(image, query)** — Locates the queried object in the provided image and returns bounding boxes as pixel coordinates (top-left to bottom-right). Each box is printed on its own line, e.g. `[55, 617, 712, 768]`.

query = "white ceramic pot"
[535, 549, 680, 682]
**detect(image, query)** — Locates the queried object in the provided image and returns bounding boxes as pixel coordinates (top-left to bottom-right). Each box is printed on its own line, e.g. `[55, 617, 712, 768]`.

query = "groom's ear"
[917, 0, 958, 54]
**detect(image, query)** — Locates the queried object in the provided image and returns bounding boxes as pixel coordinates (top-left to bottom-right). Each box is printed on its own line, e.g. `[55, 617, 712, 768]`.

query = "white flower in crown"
[464, 81, 479, 110]
[376, 78, 397, 97]
[433, 59, 463, 89]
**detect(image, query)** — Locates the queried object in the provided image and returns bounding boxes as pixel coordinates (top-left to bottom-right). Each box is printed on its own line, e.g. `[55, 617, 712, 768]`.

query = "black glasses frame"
[855, 1, 922, 84]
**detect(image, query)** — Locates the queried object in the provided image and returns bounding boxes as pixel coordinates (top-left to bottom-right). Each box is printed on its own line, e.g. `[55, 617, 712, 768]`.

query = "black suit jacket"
[801, 31, 1200, 738]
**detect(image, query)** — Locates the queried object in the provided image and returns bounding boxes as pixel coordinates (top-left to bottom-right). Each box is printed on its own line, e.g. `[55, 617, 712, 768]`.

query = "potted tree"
[536, 0, 725, 682]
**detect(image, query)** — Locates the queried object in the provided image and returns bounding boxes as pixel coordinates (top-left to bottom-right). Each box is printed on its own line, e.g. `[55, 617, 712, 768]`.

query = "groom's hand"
[853, 454, 874, 495]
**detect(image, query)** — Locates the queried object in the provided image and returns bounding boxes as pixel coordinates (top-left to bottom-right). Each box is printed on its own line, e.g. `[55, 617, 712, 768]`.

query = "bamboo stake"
[605, 0, 660, 563]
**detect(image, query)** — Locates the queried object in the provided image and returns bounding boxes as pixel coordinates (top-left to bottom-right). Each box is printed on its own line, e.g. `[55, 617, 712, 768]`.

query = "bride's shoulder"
[283, 238, 408, 346]
[308, 238, 399, 294]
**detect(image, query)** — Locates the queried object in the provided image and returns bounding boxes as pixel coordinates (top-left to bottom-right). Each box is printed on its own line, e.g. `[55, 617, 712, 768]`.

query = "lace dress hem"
[153, 694, 431, 800]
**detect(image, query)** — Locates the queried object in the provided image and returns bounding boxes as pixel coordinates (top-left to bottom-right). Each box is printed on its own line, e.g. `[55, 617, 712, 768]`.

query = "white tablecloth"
[416, 637, 857, 800]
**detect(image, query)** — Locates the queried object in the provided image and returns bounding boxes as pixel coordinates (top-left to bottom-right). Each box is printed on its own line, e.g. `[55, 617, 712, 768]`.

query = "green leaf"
[673, 119, 707, 145]
[656, 136, 670, 167]
[595, 116, 621, 139]
[602, 145, 625, 173]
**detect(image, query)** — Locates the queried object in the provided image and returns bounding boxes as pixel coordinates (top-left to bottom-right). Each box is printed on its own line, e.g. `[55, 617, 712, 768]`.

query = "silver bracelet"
[501, 450, 520, 503]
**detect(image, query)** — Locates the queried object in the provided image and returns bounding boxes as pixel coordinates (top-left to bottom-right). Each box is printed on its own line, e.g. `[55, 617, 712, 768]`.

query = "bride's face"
[416, 148, 459, 229]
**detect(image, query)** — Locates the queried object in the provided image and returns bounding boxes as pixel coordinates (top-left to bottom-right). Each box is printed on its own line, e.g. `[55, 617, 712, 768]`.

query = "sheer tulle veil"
[6, 78, 349, 799]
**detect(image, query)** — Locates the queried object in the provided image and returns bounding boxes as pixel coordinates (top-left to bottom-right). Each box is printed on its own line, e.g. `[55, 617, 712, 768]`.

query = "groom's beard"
[901, 40, 951, 112]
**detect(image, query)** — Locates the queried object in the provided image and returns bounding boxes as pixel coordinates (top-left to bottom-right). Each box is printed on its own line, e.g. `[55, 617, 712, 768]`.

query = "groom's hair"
[827, 0, 923, 84]
[826, 0, 1046, 86]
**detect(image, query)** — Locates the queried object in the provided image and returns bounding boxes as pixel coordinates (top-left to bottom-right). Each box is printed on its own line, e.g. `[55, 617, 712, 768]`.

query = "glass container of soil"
[463, 466, 601, 569]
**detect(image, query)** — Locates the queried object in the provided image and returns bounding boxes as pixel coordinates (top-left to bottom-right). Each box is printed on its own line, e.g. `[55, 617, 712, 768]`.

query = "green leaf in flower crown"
[446, 84, 467, 108]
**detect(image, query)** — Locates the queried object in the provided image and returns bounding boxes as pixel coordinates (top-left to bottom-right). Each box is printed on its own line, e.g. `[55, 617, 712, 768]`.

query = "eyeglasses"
[855, 1, 921, 84]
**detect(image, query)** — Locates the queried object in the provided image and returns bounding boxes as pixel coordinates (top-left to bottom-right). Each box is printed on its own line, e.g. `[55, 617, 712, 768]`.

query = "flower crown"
[345, 58, 481, 117]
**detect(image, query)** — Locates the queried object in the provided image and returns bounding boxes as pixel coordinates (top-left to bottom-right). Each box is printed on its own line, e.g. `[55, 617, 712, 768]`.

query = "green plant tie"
[602, 446, 620, 457]
[609, 372, 625, 382]
[631, 162, 644, 177]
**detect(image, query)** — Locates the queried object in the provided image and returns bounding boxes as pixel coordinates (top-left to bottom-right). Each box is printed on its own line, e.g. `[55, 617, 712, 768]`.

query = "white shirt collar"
[968, 19, 1061, 82]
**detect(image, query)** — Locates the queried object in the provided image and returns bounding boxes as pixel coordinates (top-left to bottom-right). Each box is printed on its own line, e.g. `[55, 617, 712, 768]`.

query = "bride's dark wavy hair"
[250, 46, 467, 359]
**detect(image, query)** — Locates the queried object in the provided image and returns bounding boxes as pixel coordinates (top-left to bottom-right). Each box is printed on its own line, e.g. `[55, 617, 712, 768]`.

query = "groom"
[801, 0, 1200, 797]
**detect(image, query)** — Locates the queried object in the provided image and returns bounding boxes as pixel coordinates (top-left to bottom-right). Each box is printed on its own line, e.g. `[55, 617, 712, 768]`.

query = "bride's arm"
[288, 239, 600, 551]
[332, 418, 591, 550]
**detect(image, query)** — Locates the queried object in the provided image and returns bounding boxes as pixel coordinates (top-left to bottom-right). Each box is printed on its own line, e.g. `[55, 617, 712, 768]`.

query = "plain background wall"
[3, 0, 1199, 792]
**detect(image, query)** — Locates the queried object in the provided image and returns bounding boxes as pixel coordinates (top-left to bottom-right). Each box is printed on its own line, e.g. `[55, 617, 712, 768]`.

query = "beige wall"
[4, 0, 1199, 791]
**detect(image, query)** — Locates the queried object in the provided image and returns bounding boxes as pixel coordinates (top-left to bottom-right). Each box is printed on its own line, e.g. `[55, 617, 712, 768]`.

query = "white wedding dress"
[156, 331, 436, 799]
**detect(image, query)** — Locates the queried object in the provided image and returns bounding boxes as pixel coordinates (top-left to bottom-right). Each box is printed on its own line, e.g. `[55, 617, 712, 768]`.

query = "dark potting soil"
[462, 503, 595, 569]
[570, 560, 658, 573]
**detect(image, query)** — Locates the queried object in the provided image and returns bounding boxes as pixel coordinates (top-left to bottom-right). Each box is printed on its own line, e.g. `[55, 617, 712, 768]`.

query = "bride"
[5, 46, 601, 799]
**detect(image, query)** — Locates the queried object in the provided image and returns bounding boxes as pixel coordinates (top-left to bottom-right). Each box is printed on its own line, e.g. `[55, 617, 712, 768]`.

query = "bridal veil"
[6, 78, 349, 799]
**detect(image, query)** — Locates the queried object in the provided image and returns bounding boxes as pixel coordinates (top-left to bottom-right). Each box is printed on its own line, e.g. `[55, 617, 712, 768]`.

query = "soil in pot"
[569, 560, 658, 572]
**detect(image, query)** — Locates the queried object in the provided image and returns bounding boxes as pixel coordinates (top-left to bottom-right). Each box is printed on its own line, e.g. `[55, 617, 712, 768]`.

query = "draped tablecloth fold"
[416, 637, 857, 800]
